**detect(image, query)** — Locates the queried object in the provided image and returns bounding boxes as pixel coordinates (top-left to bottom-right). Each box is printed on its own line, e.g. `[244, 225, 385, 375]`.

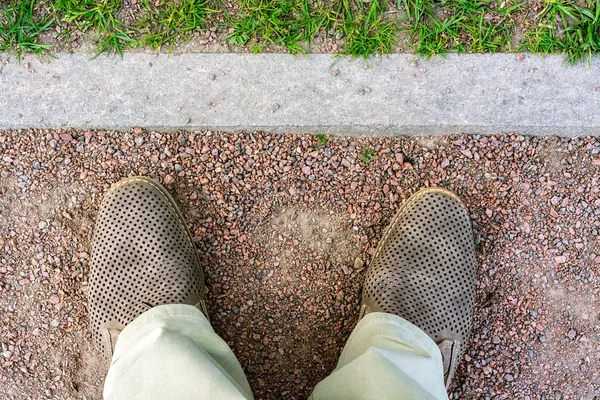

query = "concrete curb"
[0, 53, 598, 136]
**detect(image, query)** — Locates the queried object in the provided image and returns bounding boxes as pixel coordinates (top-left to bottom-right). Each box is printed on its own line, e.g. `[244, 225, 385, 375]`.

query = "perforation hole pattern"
[89, 178, 204, 362]
[362, 190, 475, 357]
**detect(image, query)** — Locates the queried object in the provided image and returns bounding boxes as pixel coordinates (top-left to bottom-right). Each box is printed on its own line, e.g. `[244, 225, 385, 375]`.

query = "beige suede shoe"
[360, 187, 476, 388]
[89, 176, 207, 364]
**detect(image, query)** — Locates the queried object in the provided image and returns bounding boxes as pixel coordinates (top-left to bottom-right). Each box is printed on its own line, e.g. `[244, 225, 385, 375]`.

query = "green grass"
[53, 0, 136, 56]
[226, 0, 396, 57]
[226, 0, 331, 53]
[52, 0, 214, 55]
[403, 0, 524, 56]
[139, 0, 211, 52]
[316, 134, 329, 146]
[334, 0, 397, 57]
[523, 0, 599, 63]
[0, 0, 52, 59]
[0, 0, 597, 63]
[361, 147, 376, 164]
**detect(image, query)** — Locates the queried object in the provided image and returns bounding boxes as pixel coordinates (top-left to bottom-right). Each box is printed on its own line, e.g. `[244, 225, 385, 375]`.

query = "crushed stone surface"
[1, 130, 600, 399]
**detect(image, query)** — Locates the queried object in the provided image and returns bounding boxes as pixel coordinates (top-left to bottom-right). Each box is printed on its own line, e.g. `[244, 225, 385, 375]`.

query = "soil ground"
[1, 130, 600, 399]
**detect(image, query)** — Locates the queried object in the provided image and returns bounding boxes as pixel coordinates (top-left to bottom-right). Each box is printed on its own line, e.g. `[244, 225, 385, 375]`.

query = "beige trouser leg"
[103, 304, 253, 400]
[310, 312, 449, 400]
[104, 306, 448, 400]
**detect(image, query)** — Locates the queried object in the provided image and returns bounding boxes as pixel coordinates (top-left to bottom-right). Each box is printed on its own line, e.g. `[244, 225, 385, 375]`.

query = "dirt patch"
[524, 281, 600, 398]
[0, 176, 70, 231]
[265, 207, 360, 278]
[0, 160, 100, 399]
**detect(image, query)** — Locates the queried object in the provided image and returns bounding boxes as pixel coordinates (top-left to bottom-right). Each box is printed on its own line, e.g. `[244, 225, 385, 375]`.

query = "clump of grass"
[523, 0, 600, 63]
[413, 8, 461, 55]
[456, 0, 524, 52]
[316, 133, 329, 146]
[401, 0, 451, 55]
[334, 0, 397, 57]
[227, 0, 396, 57]
[0, 0, 52, 59]
[362, 147, 376, 164]
[139, 0, 211, 52]
[53, 0, 136, 56]
[226, 0, 331, 53]
[402, 0, 523, 56]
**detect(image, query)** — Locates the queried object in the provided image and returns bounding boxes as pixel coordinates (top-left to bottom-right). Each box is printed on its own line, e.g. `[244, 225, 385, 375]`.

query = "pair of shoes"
[89, 177, 475, 387]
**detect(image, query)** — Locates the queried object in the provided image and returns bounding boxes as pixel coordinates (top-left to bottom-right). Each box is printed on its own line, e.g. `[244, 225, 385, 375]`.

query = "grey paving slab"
[0, 53, 598, 136]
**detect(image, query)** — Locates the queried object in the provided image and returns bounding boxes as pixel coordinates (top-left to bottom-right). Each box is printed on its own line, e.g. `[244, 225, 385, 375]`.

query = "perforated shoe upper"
[361, 188, 475, 386]
[89, 177, 206, 363]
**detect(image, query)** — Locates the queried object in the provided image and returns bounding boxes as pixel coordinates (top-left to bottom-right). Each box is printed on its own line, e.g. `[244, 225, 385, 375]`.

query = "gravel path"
[1, 130, 600, 399]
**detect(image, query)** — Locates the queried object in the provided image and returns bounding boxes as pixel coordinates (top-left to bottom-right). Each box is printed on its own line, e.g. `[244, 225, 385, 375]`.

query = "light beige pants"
[104, 305, 448, 400]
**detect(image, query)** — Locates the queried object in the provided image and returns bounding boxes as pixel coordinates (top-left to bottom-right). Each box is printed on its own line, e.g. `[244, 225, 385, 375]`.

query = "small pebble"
[164, 175, 175, 185]
[555, 255, 567, 264]
[134, 136, 144, 147]
[354, 257, 364, 269]
[341, 265, 353, 275]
